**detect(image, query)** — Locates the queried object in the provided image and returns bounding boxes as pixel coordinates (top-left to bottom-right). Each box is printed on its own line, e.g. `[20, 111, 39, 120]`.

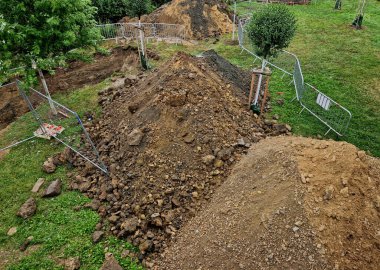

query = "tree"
[246, 5, 296, 59]
[0, 0, 100, 80]
[127, 0, 151, 20]
[92, 0, 130, 23]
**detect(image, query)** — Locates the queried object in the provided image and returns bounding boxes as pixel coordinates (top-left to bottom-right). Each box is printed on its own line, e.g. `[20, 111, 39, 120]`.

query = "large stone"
[100, 253, 123, 270]
[127, 129, 144, 146]
[7, 227, 17, 236]
[64, 257, 81, 270]
[43, 179, 62, 197]
[17, 198, 37, 219]
[139, 240, 152, 254]
[92, 231, 104, 243]
[31, 178, 45, 193]
[42, 157, 56, 173]
[121, 217, 138, 234]
[202, 155, 215, 165]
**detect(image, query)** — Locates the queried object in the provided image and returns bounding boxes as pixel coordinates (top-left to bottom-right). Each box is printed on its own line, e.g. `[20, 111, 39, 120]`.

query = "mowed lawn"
[231, 0, 380, 156]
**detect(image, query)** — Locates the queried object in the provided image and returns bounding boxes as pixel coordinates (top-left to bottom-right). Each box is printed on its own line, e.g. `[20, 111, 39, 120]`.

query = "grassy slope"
[234, 0, 380, 156]
[0, 82, 142, 270]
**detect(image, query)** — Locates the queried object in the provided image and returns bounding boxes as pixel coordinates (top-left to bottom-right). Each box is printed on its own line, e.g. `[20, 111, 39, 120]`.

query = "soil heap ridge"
[123, 0, 233, 39]
[69, 51, 291, 264]
[157, 136, 380, 270]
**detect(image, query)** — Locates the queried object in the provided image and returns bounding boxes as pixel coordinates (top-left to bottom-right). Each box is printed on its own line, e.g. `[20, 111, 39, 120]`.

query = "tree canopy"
[0, 0, 100, 81]
[247, 5, 296, 59]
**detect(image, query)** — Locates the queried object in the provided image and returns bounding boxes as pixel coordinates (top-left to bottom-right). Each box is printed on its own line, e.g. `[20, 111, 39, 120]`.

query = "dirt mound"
[69, 51, 291, 264]
[123, 0, 233, 39]
[45, 46, 146, 93]
[157, 136, 380, 270]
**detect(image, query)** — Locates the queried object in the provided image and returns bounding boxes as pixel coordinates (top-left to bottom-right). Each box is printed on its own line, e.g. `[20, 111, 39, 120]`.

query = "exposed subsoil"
[45, 46, 145, 93]
[0, 46, 146, 132]
[68, 51, 291, 266]
[123, 0, 233, 39]
[157, 136, 380, 270]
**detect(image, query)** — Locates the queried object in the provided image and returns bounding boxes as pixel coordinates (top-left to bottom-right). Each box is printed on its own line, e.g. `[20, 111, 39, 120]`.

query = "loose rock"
[43, 179, 62, 197]
[17, 198, 37, 219]
[31, 178, 45, 193]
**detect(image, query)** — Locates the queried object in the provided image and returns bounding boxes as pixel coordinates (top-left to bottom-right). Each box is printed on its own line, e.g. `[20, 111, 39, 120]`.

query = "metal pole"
[32, 60, 57, 115]
[232, 1, 237, 40]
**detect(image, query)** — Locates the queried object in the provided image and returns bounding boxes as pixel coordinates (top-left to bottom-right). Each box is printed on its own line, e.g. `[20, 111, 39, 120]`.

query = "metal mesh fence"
[0, 80, 107, 174]
[97, 23, 185, 43]
[237, 15, 352, 136]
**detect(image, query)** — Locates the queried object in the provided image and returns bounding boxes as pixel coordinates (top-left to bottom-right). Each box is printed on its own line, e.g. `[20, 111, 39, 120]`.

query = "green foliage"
[92, 0, 155, 23]
[127, 0, 152, 20]
[0, 0, 101, 83]
[92, 0, 130, 23]
[247, 5, 296, 59]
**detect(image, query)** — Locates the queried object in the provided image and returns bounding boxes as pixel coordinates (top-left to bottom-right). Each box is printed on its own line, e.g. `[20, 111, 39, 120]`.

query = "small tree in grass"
[247, 5, 296, 60]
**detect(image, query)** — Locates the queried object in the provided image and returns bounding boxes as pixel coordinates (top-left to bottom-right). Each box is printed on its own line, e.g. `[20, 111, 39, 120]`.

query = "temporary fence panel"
[237, 14, 352, 136]
[97, 23, 185, 43]
[0, 80, 108, 174]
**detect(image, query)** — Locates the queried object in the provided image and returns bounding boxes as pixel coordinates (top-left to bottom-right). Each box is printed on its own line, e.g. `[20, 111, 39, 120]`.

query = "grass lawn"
[0, 0, 379, 268]
[0, 82, 142, 270]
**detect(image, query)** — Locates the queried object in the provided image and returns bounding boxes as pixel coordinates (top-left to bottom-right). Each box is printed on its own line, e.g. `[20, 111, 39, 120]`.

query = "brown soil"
[157, 136, 380, 270]
[123, 0, 233, 39]
[45, 46, 143, 93]
[69, 51, 291, 265]
[0, 83, 29, 130]
[0, 46, 144, 131]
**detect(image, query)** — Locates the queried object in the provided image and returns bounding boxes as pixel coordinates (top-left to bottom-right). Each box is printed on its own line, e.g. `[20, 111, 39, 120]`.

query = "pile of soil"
[157, 136, 380, 270]
[123, 0, 233, 39]
[69, 51, 291, 265]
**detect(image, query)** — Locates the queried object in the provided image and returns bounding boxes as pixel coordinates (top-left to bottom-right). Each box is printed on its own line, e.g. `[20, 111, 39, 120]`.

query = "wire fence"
[0, 80, 108, 174]
[237, 16, 352, 136]
[97, 22, 186, 43]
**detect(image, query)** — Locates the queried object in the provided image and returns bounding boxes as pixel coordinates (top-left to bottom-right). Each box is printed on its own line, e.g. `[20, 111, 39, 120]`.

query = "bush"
[92, 0, 156, 23]
[0, 0, 100, 83]
[247, 5, 296, 59]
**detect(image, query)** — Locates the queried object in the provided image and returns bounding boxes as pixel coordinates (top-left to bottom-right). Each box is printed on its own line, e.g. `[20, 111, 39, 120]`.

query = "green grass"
[0, 82, 142, 270]
[233, 0, 380, 156]
[148, 0, 380, 156]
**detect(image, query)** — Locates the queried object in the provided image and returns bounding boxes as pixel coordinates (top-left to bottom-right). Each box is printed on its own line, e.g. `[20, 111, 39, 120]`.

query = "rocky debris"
[69, 51, 291, 260]
[92, 231, 105, 243]
[42, 157, 56, 173]
[202, 155, 215, 165]
[157, 136, 380, 270]
[64, 257, 81, 270]
[43, 179, 62, 197]
[7, 227, 17, 236]
[100, 253, 123, 270]
[17, 198, 37, 219]
[323, 185, 335, 200]
[19, 236, 33, 252]
[31, 178, 45, 193]
[127, 128, 144, 146]
[139, 240, 153, 254]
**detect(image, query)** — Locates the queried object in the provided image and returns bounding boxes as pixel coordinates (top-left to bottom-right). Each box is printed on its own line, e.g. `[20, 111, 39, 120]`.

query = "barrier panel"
[97, 23, 185, 43]
[237, 14, 352, 136]
[0, 80, 108, 174]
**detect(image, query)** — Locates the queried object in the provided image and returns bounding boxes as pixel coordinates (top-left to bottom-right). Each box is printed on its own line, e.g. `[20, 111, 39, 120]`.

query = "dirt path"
[156, 136, 380, 269]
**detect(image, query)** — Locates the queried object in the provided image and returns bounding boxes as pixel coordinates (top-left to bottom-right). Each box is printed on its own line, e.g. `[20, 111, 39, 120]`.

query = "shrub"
[247, 5, 296, 59]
